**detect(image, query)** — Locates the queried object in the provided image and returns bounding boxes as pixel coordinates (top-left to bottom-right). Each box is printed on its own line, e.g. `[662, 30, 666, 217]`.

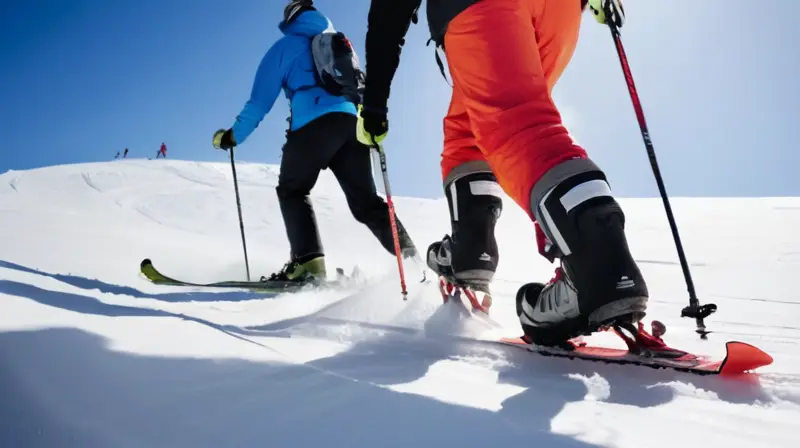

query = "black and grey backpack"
[302, 31, 365, 105]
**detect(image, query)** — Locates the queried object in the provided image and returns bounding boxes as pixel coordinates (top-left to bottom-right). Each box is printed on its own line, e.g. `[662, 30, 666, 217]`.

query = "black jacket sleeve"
[362, 0, 422, 113]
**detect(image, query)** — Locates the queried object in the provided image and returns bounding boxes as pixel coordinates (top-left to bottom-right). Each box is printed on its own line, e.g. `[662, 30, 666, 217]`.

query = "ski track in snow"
[0, 160, 799, 448]
[80, 172, 102, 193]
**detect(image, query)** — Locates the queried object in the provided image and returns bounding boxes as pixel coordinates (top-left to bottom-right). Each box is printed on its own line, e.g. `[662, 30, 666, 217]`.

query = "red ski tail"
[719, 342, 774, 375]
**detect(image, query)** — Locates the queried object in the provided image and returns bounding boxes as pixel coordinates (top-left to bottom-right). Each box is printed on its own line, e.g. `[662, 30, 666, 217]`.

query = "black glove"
[359, 106, 388, 140]
[212, 128, 236, 150]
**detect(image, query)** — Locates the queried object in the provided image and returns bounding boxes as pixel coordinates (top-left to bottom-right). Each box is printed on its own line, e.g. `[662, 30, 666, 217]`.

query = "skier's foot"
[426, 236, 455, 281]
[262, 255, 327, 284]
[438, 277, 493, 314]
[517, 159, 649, 346]
[428, 236, 493, 314]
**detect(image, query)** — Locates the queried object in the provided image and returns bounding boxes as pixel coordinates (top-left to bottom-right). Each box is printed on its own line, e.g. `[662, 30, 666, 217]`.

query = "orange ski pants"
[441, 0, 588, 217]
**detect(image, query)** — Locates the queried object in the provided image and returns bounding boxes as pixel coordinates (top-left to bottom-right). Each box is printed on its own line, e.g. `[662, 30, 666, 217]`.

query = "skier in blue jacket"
[213, 0, 417, 284]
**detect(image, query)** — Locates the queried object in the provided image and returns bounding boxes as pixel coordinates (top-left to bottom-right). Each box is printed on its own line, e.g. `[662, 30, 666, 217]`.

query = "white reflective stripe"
[560, 179, 612, 213]
[522, 298, 540, 321]
[469, 180, 503, 198]
[539, 187, 571, 256]
[449, 181, 458, 222]
[519, 310, 537, 327]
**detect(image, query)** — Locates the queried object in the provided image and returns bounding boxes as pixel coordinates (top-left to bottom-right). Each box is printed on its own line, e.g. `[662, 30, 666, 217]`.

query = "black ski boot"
[516, 159, 648, 346]
[427, 172, 503, 312]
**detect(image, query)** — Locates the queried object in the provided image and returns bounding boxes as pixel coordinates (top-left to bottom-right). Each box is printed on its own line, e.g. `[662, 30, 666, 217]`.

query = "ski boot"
[429, 171, 503, 314]
[262, 255, 327, 284]
[516, 159, 649, 347]
[428, 235, 493, 315]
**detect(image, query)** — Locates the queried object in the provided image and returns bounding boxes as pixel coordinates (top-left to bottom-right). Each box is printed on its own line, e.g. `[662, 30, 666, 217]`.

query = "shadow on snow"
[0, 326, 593, 448]
[0, 259, 275, 302]
[0, 260, 779, 447]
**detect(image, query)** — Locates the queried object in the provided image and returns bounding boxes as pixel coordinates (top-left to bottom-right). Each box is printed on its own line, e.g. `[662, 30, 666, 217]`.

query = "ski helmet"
[283, 0, 314, 25]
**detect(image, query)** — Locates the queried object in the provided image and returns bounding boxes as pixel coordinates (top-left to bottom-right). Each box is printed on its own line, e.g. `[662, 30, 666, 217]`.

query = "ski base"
[139, 258, 349, 293]
[495, 337, 772, 376]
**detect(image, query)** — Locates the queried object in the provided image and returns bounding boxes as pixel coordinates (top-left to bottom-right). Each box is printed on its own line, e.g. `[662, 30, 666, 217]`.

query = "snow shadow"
[0, 280, 270, 351]
[236, 287, 774, 409]
[253, 304, 774, 414]
[1, 327, 595, 448]
[0, 276, 775, 446]
[0, 259, 275, 302]
[0, 266, 776, 445]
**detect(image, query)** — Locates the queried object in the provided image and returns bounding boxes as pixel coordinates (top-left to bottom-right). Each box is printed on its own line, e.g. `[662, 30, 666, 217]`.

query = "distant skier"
[356, 0, 648, 346]
[123, 148, 129, 158]
[212, 0, 418, 284]
[156, 143, 167, 159]
[115, 151, 120, 159]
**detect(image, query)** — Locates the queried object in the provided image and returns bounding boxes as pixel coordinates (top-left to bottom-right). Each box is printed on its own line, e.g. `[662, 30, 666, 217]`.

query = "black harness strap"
[427, 38, 453, 87]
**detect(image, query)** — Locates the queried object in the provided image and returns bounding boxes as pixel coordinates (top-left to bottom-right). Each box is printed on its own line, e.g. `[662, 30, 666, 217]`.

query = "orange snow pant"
[441, 0, 588, 218]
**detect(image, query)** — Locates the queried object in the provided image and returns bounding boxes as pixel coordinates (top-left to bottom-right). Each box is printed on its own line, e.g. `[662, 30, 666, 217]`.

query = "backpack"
[301, 31, 365, 105]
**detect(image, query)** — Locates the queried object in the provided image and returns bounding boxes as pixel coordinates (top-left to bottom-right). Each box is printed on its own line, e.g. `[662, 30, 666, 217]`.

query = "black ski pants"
[276, 112, 413, 262]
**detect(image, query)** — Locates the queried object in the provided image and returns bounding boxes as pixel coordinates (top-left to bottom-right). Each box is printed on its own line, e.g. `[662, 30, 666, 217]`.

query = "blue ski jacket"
[231, 9, 357, 145]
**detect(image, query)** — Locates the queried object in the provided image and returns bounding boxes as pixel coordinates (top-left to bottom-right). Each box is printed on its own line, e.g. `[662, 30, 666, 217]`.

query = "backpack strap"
[427, 38, 453, 87]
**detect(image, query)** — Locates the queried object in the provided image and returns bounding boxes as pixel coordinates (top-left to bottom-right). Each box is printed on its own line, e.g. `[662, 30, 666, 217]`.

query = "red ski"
[495, 334, 773, 376]
[438, 278, 773, 376]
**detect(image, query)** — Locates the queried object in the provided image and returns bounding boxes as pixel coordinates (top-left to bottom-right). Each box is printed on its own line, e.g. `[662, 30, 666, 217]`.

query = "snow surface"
[1, 159, 799, 447]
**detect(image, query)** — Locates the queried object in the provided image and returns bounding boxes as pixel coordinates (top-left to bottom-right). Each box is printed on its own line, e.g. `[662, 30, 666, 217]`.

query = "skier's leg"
[444, 0, 587, 211]
[327, 114, 417, 258]
[427, 86, 502, 295]
[275, 114, 349, 279]
[445, 0, 647, 342]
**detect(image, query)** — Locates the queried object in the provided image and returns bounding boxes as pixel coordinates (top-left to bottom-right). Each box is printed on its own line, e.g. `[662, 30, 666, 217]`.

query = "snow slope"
[1, 159, 799, 448]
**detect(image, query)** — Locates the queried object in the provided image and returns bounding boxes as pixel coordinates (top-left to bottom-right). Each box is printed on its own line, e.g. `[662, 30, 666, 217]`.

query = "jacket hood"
[279, 9, 332, 37]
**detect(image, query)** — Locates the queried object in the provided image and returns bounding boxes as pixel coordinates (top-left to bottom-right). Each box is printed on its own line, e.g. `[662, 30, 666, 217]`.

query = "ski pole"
[228, 147, 251, 281]
[603, 3, 716, 339]
[373, 141, 409, 300]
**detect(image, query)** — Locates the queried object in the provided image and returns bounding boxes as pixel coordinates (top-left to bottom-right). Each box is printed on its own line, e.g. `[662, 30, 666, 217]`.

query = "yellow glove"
[212, 128, 236, 150]
[356, 105, 388, 147]
[587, 0, 625, 28]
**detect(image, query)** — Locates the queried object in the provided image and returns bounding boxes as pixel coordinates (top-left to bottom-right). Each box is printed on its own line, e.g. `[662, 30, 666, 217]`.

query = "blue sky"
[1, 0, 798, 198]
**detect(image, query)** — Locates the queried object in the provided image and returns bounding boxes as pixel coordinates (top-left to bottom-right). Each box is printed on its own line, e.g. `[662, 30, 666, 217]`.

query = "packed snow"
[1, 159, 798, 447]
